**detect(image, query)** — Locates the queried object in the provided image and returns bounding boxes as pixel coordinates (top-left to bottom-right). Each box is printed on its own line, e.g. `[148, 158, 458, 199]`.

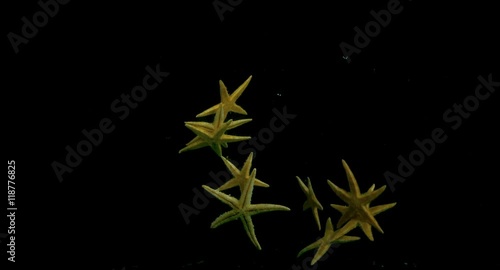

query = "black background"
[4, 0, 499, 269]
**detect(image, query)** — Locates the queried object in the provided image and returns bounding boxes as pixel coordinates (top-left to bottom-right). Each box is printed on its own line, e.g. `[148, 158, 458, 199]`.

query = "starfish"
[327, 159, 393, 235]
[218, 152, 270, 192]
[331, 184, 396, 241]
[202, 168, 290, 250]
[179, 106, 252, 156]
[196, 75, 252, 119]
[296, 176, 324, 230]
[297, 217, 359, 265]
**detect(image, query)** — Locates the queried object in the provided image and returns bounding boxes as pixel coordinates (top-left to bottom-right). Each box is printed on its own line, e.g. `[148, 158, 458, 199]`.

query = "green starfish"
[327, 159, 395, 235]
[202, 168, 290, 250]
[331, 184, 396, 241]
[196, 75, 252, 119]
[179, 106, 251, 156]
[296, 176, 324, 230]
[297, 217, 359, 265]
[218, 152, 270, 192]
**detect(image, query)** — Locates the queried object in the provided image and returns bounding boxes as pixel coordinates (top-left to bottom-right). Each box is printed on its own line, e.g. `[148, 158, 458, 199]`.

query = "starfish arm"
[357, 204, 384, 234]
[219, 134, 252, 143]
[219, 79, 231, 103]
[228, 104, 248, 115]
[227, 118, 252, 130]
[297, 239, 322, 258]
[336, 235, 361, 243]
[179, 139, 209, 153]
[221, 76, 252, 115]
[231, 75, 252, 100]
[213, 109, 231, 133]
[307, 178, 324, 210]
[254, 178, 270, 188]
[327, 180, 352, 204]
[312, 208, 321, 231]
[196, 103, 220, 118]
[341, 159, 361, 196]
[210, 209, 242, 228]
[183, 121, 214, 130]
[240, 168, 257, 206]
[324, 217, 334, 236]
[241, 152, 255, 178]
[209, 142, 223, 156]
[370, 202, 397, 215]
[330, 204, 348, 214]
[296, 176, 309, 194]
[184, 123, 213, 141]
[221, 156, 242, 178]
[359, 185, 387, 204]
[184, 135, 203, 146]
[202, 185, 240, 209]
[334, 220, 358, 238]
[311, 243, 332, 265]
[337, 212, 358, 233]
[359, 221, 375, 241]
[217, 180, 238, 191]
[246, 203, 291, 214]
[241, 214, 261, 250]
[217, 177, 269, 192]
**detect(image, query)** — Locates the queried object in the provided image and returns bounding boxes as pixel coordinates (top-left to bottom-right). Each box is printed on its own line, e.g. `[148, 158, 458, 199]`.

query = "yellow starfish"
[179, 106, 251, 156]
[218, 152, 270, 191]
[297, 217, 359, 265]
[296, 176, 324, 231]
[331, 184, 396, 241]
[196, 75, 252, 119]
[202, 168, 290, 250]
[327, 159, 394, 236]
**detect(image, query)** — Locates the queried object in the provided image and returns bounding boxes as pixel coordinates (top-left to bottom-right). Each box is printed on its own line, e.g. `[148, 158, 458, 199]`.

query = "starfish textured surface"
[297, 217, 359, 265]
[327, 159, 394, 235]
[202, 168, 290, 250]
[196, 75, 252, 119]
[218, 152, 270, 192]
[179, 106, 251, 156]
[296, 176, 324, 230]
[331, 184, 396, 241]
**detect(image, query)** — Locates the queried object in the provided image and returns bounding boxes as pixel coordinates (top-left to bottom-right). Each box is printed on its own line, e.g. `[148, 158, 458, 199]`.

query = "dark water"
[5, 1, 499, 269]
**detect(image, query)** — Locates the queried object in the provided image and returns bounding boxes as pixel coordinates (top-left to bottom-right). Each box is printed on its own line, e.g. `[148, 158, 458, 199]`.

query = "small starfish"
[327, 159, 393, 235]
[202, 168, 290, 250]
[331, 184, 396, 241]
[179, 106, 251, 156]
[297, 217, 359, 265]
[218, 152, 270, 192]
[196, 75, 252, 119]
[296, 176, 324, 230]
